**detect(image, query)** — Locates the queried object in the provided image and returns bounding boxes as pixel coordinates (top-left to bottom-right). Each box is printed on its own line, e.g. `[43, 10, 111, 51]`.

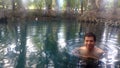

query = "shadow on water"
[0, 19, 120, 68]
[0, 17, 8, 24]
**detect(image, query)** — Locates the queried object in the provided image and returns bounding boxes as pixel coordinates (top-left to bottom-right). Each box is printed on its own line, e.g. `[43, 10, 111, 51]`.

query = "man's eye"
[90, 40, 94, 42]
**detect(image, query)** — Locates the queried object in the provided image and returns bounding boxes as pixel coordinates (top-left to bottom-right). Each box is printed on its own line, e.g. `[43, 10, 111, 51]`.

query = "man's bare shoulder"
[72, 46, 85, 56]
[73, 46, 86, 51]
[94, 46, 104, 54]
[79, 46, 86, 50]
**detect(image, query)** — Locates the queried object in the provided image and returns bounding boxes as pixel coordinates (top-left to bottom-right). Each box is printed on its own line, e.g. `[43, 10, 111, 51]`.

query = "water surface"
[0, 20, 120, 68]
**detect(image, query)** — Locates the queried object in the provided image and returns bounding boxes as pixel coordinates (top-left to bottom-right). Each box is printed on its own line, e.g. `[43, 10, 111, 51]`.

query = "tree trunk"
[84, 0, 89, 10]
[45, 0, 53, 16]
[113, 0, 118, 14]
[90, 0, 97, 10]
[81, 1, 84, 14]
[12, 0, 15, 11]
[66, 0, 71, 13]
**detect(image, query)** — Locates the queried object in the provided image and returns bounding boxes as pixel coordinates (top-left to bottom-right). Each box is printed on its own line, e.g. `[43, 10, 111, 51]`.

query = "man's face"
[84, 36, 95, 52]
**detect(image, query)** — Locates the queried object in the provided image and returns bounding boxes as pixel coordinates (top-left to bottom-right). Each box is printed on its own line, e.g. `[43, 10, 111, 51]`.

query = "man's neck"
[87, 48, 94, 53]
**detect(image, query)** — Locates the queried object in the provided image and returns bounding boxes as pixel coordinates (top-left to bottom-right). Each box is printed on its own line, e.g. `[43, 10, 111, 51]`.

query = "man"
[73, 32, 104, 60]
[72, 32, 104, 67]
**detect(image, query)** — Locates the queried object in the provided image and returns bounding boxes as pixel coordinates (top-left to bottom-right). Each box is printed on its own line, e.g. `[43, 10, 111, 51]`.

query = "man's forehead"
[85, 37, 94, 40]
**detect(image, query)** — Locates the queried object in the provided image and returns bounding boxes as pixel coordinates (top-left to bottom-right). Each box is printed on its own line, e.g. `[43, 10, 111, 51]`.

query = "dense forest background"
[0, 0, 120, 22]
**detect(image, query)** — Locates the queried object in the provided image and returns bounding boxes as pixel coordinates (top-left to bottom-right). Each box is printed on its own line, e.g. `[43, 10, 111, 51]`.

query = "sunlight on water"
[57, 25, 66, 52]
[3, 43, 17, 68]
[26, 37, 37, 54]
[100, 24, 120, 68]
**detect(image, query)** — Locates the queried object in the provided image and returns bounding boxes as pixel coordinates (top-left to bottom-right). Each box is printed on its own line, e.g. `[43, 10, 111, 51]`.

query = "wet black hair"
[84, 32, 96, 41]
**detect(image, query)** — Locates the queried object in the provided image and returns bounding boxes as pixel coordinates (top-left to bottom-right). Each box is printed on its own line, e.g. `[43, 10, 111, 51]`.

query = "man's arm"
[72, 47, 81, 57]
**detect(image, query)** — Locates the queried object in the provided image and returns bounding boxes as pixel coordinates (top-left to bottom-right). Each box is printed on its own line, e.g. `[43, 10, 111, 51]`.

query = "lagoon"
[0, 20, 120, 68]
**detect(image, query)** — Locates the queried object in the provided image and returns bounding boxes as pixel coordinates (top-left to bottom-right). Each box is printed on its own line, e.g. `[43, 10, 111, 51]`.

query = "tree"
[11, 0, 24, 10]
[113, 0, 118, 14]
[45, 0, 52, 10]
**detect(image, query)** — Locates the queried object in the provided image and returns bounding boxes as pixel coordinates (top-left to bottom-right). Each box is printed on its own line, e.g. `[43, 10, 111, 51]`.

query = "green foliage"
[118, 0, 120, 7]
[45, 0, 52, 9]
[27, 0, 46, 9]
[33, 0, 46, 9]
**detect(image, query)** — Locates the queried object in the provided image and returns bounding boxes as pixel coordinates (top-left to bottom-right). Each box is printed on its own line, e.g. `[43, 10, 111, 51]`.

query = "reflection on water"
[0, 20, 120, 68]
[100, 24, 120, 68]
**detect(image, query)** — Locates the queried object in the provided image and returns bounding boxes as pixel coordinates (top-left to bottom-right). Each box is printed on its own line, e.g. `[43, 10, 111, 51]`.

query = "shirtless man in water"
[73, 32, 104, 60]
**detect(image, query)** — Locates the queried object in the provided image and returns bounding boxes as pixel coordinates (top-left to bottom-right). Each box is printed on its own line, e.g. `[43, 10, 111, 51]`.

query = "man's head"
[84, 32, 96, 52]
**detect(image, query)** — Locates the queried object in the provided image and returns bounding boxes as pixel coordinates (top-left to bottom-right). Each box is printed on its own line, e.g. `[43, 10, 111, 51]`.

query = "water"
[0, 20, 120, 68]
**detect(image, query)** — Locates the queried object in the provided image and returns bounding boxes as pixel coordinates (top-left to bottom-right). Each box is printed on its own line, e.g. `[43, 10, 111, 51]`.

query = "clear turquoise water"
[0, 20, 120, 68]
